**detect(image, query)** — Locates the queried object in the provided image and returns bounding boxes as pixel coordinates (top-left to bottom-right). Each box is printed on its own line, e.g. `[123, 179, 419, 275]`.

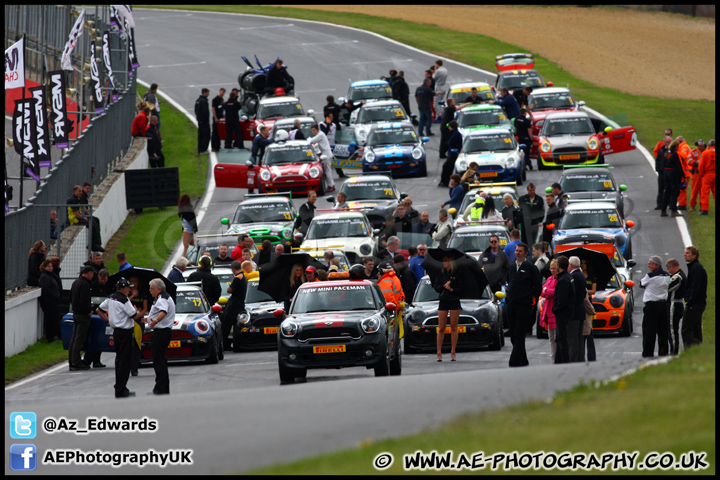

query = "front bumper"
[278, 332, 385, 370]
[140, 334, 215, 363]
[364, 158, 425, 177]
[404, 322, 498, 351]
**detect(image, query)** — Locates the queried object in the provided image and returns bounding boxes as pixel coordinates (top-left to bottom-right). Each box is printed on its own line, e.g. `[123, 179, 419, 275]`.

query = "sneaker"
[654, 206, 662, 210]
[92, 362, 106, 368]
[677, 206, 687, 211]
[697, 211, 709, 216]
[427, 132, 435, 136]
[437, 182, 448, 188]
[115, 390, 136, 398]
[689, 206, 696, 212]
[671, 211, 683, 217]
[660, 211, 668, 217]
[69, 363, 90, 371]
[131, 370, 139, 376]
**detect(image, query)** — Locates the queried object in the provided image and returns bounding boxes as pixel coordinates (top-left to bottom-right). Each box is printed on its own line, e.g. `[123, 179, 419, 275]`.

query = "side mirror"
[422, 137, 430, 143]
[338, 97, 346, 104]
[319, 154, 326, 160]
[326, 195, 335, 203]
[448, 208, 457, 215]
[494, 291, 506, 300]
[373, 228, 380, 235]
[545, 186, 552, 194]
[385, 302, 397, 312]
[240, 115, 248, 122]
[349, 141, 357, 148]
[546, 81, 554, 87]
[245, 160, 254, 168]
[546, 223, 555, 230]
[620, 184, 628, 191]
[578, 101, 586, 107]
[624, 280, 635, 289]
[211, 304, 223, 313]
[221, 218, 229, 225]
[217, 297, 228, 306]
[438, 100, 445, 106]
[626, 220, 635, 228]
[627, 260, 636, 268]
[519, 144, 526, 149]
[273, 308, 285, 318]
[604, 126, 613, 133]
[399, 192, 408, 200]
[307, 109, 315, 116]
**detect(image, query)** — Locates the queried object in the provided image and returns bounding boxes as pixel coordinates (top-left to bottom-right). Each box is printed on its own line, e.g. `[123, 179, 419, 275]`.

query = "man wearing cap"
[96, 278, 142, 398]
[687, 139, 706, 211]
[145, 278, 176, 395]
[304, 266, 321, 282]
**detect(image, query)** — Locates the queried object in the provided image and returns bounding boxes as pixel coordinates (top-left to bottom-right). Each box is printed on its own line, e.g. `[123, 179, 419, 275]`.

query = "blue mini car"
[361, 122, 429, 177]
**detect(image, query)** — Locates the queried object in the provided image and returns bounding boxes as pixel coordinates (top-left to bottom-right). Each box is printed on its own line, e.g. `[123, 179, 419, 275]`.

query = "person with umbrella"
[260, 253, 327, 312]
[281, 264, 305, 312]
[506, 242, 542, 367]
[432, 254, 462, 362]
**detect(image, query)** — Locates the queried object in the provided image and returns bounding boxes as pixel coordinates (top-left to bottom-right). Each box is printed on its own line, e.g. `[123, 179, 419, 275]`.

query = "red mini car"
[218, 95, 314, 143]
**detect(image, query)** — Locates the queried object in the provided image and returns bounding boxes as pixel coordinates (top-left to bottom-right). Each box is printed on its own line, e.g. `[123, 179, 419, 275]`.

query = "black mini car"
[231, 279, 286, 352]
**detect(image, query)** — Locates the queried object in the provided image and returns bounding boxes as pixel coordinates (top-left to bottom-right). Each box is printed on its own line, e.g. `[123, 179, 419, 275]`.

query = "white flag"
[112, 5, 135, 29]
[5, 38, 25, 89]
[61, 8, 85, 71]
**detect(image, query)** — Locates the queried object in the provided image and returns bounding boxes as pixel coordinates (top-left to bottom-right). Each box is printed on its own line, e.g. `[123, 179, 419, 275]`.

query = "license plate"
[559, 154, 580, 160]
[313, 345, 346, 354]
[169, 341, 181, 348]
[435, 326, 467, 333]
[264, 327, 278, 335]
[388, 164, 401, 169]
[479, 172, 498, 178]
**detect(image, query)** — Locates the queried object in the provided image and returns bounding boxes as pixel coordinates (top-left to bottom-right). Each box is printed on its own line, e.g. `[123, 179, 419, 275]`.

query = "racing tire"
[232, 325, 243, 353]
[206, 335, 219, 364]
[489, 327, 502, 351]
[317, 174, 326, 197]
[374, 343, 390, 377]
[278, 362, 296, 384]
[294, 368, 307, 381]
[389, 331, 402, 375]
[521, 164, 527, 182]
[624, 238, 633, 260]
[419, 162, 427, 178]
[403, 335, 418, 354]
[619, 309, 632, 337]
[537, 159, 546, 171]
[218, 332, 225, 361]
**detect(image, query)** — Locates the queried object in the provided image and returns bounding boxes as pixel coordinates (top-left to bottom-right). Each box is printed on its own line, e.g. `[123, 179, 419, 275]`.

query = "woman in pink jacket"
[539, 259, 559, 362]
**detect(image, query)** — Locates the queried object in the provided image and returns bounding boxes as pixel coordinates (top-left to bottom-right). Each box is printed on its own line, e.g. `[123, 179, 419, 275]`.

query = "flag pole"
[18, 34, 26, 209]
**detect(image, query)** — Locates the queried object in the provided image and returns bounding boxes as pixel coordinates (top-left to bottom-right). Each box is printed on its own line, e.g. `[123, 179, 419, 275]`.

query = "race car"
[231, 278, 286, 352]
[527, 87, 581, 135]
[555, 165, 628, 217]
[220, 194, 298, 249]
[403, 275, 505, 353]
[456, 182, 519, 226]
[534, 111, 603, 169]
[339, 79, 394, 124]
[327, 174, 407, 229]
[185, 234, 259, 267]
[454, 129, 526, 184]
[213, 139, 326, 194]
[218, 95, 314, 142]
[277, 279, 401, 383]
[551, 201, 635, 259]
[444, 82, 495, 105]
[494, 54, 547, 98]
[299, 210, 376, 264]
[590, 271, 635, 336]
[447, 223, 511, 258]
[350, 100, 410, 144]
[270, 116, 316, 141]
[140, 284, 224, 364]
[456, 104, 515, 138]
[360, 122, 429, 177]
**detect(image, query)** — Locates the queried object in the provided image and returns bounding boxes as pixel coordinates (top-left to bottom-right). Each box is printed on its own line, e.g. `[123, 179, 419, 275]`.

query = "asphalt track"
[4, 9, 691, 474]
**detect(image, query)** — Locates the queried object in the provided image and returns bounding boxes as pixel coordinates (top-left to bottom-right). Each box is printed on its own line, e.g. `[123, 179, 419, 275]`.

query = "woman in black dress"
[433, 256, 462, 362]
[282, 264, 305, 312]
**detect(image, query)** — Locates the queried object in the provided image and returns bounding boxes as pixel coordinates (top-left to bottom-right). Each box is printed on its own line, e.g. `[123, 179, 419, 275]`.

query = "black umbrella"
[258, 253, 327, 303]
[421, 248, 489, 299]
[107, 266, 177, 300]
[553, 247, 616, 291]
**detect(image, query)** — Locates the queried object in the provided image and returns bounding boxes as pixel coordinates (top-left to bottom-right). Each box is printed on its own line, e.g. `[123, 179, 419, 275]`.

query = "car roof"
[530, 86, 571, 95]
[259, 96, 301, 104]
[544, 111, 590, 120]
[448, 82, 493, 90]
[177, 284, 204, 293]
[462, 104, 503, 112]
[453, 224, 510, 233]
[312, 211, 367, 220]
[239, 195, 292, 205]
[360, 99, 403, 108]
[272, 116, 315, 126]
[298, 279, 374, 289]
[464, 128, 514, 138]
[344, 174, 394, 183]
[367, 121, 415, 131]
[560, 166, 614, 176]
[565, 201, 620, 211]
[498, 69, 541, 76]
[267, 140, 312, 148]
[350, 79, 389, 87]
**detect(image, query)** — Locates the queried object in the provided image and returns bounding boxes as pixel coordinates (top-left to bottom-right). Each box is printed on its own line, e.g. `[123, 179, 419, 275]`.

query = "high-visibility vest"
[470, 205, 484, 220]
[378, 272, 403, 305]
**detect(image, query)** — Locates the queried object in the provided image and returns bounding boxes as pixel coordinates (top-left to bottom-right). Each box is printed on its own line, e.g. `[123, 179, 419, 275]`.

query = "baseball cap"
[305, 266, 317, 274]
[116, 278, 134, 290]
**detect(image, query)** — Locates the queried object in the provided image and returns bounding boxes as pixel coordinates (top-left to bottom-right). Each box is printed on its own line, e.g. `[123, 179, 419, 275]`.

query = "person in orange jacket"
[653, 128, 673, 158]
[688, 139, 706, 211]
[698, 139, 715, 216]
[377, 261, 405, 338]
[677, 136, 692, 209]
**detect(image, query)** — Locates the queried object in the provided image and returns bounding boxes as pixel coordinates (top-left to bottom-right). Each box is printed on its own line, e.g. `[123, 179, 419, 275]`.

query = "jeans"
[418, 109, 432, 136]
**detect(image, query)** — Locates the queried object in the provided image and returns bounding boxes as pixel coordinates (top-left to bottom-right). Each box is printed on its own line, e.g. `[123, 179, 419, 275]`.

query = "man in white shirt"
[639, 255, 671, 357]
[432, 59, 448, 122]
[432, 209, 452, 248]
[146, 278, 176, 394]
[308, 124, 335, 193]
[96, 278, 142, 398]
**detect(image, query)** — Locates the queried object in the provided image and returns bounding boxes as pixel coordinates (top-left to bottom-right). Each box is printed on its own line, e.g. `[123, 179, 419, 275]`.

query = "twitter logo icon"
[10, 412, 36, 439]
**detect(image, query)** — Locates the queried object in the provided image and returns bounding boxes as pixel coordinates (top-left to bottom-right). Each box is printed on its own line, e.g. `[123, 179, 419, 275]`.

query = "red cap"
[305, 266, 317, 274]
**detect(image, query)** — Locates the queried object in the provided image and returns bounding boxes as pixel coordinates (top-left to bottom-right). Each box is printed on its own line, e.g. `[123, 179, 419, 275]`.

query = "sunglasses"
[489, 240, 498, 243]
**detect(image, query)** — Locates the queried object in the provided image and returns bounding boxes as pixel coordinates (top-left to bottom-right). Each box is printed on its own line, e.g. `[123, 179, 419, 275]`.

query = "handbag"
[583, 292, 596, 316]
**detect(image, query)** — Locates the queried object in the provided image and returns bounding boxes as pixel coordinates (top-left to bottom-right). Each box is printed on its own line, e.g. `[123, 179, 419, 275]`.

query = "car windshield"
[357, 105, 408, 124]
[306, 217, 369, 239]
[497, 55, 534, 68]
[233, 202, 293, 224]
[460, 191, 517, 213]
[560, 209, 623, 229]
[176, 290, 207, 314]
[188, 239, 258, 264]
[349, 84, 393, 102]
[448, 230, 510, 252]
[542, 117, 594, 136]
[366, 127, 418, 146]
[561, 174, 616, 192]
[529, 92, 575, 110]
[273, 120, 314, 139]
[257, 101, 304, 120]
[413, 278, 491, 303]
[264, 145, 316, 165]
[246, 281, 275, 304]
[394, 232, 433, 250]
[448, 87, 494, 104]
[342, 181, 397, 201]
[458, 109, 510, 129]
[314, 254, 350, 271]
[292, 284, 377, 313]
[498, 72, 544, 90]
[463, 134, 515, 153]
[604, 275, 621, 290]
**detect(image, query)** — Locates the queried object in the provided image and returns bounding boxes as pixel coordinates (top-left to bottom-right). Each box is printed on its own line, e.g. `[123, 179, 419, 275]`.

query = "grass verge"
[4, 340, 67, 386]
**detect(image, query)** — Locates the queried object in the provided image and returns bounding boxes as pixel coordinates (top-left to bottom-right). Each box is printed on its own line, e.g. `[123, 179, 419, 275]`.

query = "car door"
[598, 126, 637, 155]
[213, 149, 257, 189]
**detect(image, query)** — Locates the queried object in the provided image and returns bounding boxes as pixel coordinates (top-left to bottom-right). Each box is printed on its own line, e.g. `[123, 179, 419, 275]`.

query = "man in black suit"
[506, 242, 542, 367]
[552, 255, 574, 364]
[567, 256, 588, 362]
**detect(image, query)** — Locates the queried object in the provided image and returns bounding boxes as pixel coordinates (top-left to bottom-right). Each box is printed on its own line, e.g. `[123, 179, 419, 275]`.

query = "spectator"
[93, 268, 112, 297]
[257, 240, 273, 266]
[289, 118, 305, 140]
[394, 70, 412, 118]
[84, 251, 106, 277]
[69, 265, 95, 370]
[231, 234, 250, 261]
[580, 258, 597, 362]
[687, 139, 705, 211]
[654, 134, 673, 210]
[178, 194, 197, 258]
[39, 259, 61, 341]
[194, 88, 211, 154]
[304, 266, 320, 283]
[128, 276, 149, 376]
[188, 256, 221, 305]
[540, 193, 561, 244]
[274, 243, 286, 258]
[27, 240, 47, 287]
[665, 257, 685, 355]
[660, 139, 684, 217]
[377, 216, 398, 249]
[131, 102, 150, 137]
[512, 86, 533, 109]
[653, 128, 673, 158]
[146, 278, 176, 395]
[294, 190, 317, 237]
[518, 183, 545, 244]
[281, 264, 305, 311]
[67, 185, 104, 252]
[460, 86, 484, 106]
[241, 248, 257, 271]
[143, 83, 161, 129]
[146, 116, 164, 168]
[308, 123, 336, 193]
[210, 87, 226, 152]
[393, 254, 417, 303]
[49, 257, 63, 293]
[540, 259, 559, 362]
[402, 197, 420, 225]
[481, 234, 511, 294]
[167, 257, 189, 284]
[550, 182, 568, 211]
[432, 59, 448, 123]
[415, 77, 435, 137]
[394, 203, 413, 233]
[323, 95, 342, 129]
[412, 211, 435, 234]
[441, 174, 464, 213]
[567, 256, 588, 362]
[222, 260, 247, 351]
[439, 121, 463, 187]
[698, 139, 715, 216]
[362, 257, 375, 280]
[501, 193, 519, 229]
[639, 255, 671, 357]
[224, 90, 245, 150]
[533, 243, 552, 280]
[50, 209, 58, 241]
[214, 243, 234, 265]
[682, 246, 707, 349]
[439, 98, 456, 159]
[320, 112, 346, 178]
[408, 244, 427, 285]
[504, 229, 521, 262]
[264, 58, 294, 95]
[460, 161, 479, 185]
[551, 256, 573, 364]
[432, 209, 453, 248]
[241, 261, 255, 276]
[493, 87, 520, 120]
[117, 252, 133, 272]
[432, 255, 461, 362]
[334, 191, 349, 209]
[376, 236, 400, 265]
[515, 107, 534, 170]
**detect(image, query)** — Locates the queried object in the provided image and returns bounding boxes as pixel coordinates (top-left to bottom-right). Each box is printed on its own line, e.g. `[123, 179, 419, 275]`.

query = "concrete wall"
[5, 141, 149, 357]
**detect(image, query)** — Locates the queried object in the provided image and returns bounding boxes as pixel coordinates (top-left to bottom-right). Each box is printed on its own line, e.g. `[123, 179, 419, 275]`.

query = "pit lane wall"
[4, 141, 149, 358]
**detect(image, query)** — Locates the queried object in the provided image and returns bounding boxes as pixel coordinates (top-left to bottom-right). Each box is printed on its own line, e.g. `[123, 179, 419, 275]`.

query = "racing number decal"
[192, 299, 201, 307]
[394, 110, 404, 117]
[384, 189, 394, 196]
[608, 214, 618, 222]
[603, 181, 613, 188]
[499, 239, 508, 246]
[385, 87, 392, 93]
[306, 150, 314, 156]
[283, 213, 293, 220]
[504, 138, 511, 143]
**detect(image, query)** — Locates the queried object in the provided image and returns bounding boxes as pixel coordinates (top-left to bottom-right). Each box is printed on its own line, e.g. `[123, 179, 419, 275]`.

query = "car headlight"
[280, 320, 300, 338]
[412, 147, 423, 160]
[540, 142, 551, 153]
[260, 169, 272, 182]
[361, 316, 381, 334]
[609, 294, 624, 308]
[588, 138, 599, 150]
[309, 166, 320, 178]
[365, 151, 376, 163]
[237, 312, 250, 324]
[457, 158, 468, 171]
[359, 243, 373, 255]
[282, 228, 292, 239]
